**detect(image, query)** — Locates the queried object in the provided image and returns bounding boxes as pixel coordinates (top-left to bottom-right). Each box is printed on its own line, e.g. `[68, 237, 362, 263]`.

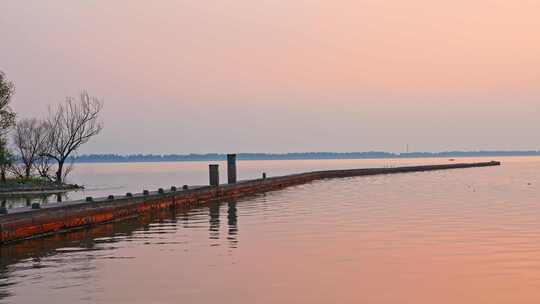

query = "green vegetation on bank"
[0, 176, 81, 193]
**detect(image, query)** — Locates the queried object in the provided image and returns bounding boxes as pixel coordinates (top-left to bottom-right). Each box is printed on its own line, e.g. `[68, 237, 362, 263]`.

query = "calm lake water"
[1, 157, 540, 303]
[3, 157, 478, 208]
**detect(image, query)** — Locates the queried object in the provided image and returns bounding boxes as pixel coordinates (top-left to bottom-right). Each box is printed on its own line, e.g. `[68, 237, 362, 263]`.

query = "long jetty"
[0, 160, 500, 244]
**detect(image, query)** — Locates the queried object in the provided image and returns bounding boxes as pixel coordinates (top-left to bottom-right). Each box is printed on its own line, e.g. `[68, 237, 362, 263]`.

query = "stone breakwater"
[0, 161, 500, 244]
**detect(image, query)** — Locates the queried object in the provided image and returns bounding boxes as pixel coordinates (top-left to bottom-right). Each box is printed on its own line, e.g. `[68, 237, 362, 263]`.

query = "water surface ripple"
[1, 157, 540, 303]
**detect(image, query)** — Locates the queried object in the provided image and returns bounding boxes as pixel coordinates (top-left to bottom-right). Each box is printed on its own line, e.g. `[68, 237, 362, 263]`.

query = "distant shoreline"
[69, 151, 540, 163]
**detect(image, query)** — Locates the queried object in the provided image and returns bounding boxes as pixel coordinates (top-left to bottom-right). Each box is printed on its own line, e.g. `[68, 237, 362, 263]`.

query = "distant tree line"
[0, 70, 103, 185]
[68, 150, 540, 163]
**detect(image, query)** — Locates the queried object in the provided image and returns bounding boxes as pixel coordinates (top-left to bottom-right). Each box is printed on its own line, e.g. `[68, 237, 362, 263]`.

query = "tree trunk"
[56, 161, 64, 184]
[25, 166, 31, 179]
[1, 169, 5, 184]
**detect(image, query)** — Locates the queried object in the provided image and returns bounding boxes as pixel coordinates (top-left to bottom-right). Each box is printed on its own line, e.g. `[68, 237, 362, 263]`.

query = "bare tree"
[12, 118, 48, 179]
[45, 91, 103, 184]
[0, 71, 16, 135]
[34, 154, 54, 181]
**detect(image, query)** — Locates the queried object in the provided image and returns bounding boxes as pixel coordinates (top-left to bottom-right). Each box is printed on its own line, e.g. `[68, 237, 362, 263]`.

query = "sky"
[1, 0, 539, 154]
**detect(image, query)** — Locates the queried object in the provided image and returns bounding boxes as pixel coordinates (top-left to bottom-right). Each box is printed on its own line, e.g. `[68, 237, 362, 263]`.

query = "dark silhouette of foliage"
[0, 71, 16, 134]
[0, 136, 14, 183]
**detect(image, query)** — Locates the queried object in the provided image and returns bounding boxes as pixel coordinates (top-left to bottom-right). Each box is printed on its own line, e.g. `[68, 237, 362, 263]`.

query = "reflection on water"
[1, 157, 540, 303]
[1, 192, 72, 210]
[209, 202, 220, 241]
[0, 200, 241, 303]
[227, 201, 238, 248]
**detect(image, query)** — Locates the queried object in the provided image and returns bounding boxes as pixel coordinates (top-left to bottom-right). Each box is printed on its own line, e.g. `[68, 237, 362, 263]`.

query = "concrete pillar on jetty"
[227, 154, 237, 184]
[209, 164, 220, 186]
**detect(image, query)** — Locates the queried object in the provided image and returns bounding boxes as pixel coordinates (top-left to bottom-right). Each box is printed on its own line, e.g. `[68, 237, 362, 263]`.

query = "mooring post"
[227, 154, 237, 184]
[209, 164, 220, 186]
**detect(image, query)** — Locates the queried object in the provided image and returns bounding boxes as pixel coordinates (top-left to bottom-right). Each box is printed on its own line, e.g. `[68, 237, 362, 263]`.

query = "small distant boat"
[448, 159, 456, 161]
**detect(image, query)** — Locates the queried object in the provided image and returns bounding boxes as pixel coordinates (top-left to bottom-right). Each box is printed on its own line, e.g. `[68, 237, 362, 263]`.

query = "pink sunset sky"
[1, 0, 539, 154]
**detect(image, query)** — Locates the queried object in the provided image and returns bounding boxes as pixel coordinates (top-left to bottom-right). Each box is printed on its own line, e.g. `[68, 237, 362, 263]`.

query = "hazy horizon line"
[68, 150, 540, 163]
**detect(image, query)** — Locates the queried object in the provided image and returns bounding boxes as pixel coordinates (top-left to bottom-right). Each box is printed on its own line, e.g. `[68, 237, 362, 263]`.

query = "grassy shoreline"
[0, 178, 82, 194]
